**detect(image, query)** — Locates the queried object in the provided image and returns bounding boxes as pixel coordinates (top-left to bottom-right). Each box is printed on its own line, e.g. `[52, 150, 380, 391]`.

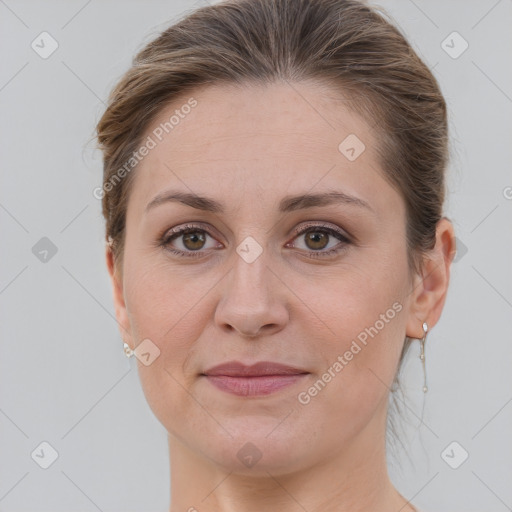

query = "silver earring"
[419, 322, 428, 393]
[123, 342, 134, 358]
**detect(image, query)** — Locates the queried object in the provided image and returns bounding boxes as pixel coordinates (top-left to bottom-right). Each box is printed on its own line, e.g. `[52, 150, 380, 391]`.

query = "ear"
[106, 244, 134, 350]
[406, 217, 457, 338]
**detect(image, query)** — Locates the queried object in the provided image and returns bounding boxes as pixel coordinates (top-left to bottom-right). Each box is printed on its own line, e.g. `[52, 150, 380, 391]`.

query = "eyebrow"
[145, 189, 374, 214]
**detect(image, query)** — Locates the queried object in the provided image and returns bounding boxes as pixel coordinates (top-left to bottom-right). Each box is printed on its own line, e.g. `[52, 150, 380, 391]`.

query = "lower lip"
[204, 374, 308, 396]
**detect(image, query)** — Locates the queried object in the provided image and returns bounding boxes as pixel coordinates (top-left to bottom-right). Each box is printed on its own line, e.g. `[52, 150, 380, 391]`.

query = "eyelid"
[289, 221, 351, 242]
[163, 222, 224, 243]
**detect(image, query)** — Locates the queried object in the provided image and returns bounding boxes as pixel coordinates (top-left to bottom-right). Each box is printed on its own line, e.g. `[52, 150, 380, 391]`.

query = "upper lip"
[202, 361, 309, 377]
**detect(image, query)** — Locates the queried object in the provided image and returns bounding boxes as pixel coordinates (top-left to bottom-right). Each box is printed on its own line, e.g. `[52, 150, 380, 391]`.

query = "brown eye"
[161, 224, 223, 258]
[303, 230, 329, 250]
[182, 230, 206, 251]
[287, 224, 351, 259]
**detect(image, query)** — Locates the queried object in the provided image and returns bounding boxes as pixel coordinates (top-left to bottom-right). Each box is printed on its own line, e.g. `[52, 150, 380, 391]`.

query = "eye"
[159, 223, 223, 258]
[158, 221, 351, 260]
[286, 223, 351, 259]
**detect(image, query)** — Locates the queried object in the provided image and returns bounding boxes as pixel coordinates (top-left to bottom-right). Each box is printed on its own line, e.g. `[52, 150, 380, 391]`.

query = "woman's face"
[112, 81, 420, 474]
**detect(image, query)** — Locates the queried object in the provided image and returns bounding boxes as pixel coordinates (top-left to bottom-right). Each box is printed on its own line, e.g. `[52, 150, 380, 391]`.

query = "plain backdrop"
[1, 0, 511, 511]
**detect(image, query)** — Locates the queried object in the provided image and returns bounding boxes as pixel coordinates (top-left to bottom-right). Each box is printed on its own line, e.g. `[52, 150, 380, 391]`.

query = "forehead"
[128, 81, 402, 219]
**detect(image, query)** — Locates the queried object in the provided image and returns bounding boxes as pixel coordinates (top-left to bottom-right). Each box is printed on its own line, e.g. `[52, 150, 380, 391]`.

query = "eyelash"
[158, 222, 351, 259]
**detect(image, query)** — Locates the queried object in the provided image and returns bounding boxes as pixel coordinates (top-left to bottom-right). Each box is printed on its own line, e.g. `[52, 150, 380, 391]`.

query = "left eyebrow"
[278, 190, 374, 214]
[145, 189, 374, 215]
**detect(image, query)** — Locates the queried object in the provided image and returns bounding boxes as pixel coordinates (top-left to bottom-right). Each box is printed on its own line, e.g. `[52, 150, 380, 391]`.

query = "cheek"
[292, 279, 405, 448]
[123, 254, 214, 351]
[295, 257, 406, 342]
[293, 260, 407, 398]
[122, 256, 217, 414]
[123, 274, 211, 443]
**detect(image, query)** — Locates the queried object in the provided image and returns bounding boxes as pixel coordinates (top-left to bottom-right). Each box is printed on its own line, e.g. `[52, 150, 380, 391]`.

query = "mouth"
[201, 361, 310, 397]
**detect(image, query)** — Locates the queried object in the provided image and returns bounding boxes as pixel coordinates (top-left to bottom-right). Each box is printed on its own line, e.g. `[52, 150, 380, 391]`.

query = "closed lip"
[202, 361, 309, 377]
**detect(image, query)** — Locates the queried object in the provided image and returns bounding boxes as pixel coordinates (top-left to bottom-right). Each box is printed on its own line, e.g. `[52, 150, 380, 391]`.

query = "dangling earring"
[123, 342, 134, 358]
[419, 322, 428, 393]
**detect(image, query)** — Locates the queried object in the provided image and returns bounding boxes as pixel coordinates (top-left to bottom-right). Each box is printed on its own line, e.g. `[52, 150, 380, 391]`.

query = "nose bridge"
[231, 227, 272, 293]
[214, 237, 288, 337]
[234, 237, 271, 294]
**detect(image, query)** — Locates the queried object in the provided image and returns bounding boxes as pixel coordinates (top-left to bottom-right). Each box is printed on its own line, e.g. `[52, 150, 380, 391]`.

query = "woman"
[96, 0, 456, 510]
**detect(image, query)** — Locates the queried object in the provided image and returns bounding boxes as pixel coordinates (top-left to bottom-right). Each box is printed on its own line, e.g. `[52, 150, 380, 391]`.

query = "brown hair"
[96, 0, 449, 456]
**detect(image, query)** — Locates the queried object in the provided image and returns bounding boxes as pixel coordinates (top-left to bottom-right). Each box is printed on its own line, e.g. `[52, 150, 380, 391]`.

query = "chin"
[188, 416, 317, 476]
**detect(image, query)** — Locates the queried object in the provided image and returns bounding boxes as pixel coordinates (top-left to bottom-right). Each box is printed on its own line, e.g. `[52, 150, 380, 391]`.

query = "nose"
[214, 250, 289, 338]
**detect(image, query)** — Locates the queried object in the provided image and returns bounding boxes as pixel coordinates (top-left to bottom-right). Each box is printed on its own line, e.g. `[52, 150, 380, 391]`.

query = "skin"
[106, 81, 456, 512]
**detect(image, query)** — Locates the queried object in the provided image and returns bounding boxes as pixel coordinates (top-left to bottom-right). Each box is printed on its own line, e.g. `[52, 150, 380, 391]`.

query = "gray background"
[0, 0, 511, 511]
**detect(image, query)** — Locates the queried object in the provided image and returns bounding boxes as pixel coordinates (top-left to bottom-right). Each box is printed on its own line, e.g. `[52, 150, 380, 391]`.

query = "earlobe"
[406, 217, 456, 338]
[105, 244, 133, 348]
